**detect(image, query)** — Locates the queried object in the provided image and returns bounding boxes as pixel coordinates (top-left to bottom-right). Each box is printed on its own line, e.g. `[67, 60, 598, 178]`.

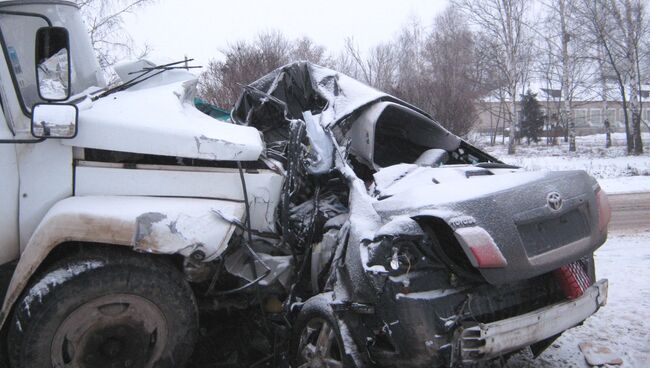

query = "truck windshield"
[0, 2, 105, 113]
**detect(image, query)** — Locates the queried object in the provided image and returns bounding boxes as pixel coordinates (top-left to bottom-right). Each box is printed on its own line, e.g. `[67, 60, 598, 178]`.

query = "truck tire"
[292, 293, 357, 368]
[6, 247, 198, 368]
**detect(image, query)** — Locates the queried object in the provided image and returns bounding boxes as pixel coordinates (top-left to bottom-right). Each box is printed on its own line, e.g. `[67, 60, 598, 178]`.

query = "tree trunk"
[625, 0, 643, 154]
[597, 45, 611, 148]
[508, 87, 517, 154]
[503, 0, 517, 155]
[628, 80, 642, 154]
[560, 0, 576, 152]
[622, 99, 632, 153]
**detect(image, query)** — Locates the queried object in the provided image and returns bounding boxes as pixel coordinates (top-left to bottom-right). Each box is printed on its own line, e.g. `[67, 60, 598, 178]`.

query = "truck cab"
[0, 1, 284, 367]
[0, 0, 103, 262]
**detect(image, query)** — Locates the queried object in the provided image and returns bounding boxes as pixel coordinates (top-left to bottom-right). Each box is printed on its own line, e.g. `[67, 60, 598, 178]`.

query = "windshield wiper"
[92, 58, 201, 101]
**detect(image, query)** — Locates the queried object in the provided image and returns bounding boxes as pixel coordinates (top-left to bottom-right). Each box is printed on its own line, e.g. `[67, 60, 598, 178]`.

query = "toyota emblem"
[547, 192, 563, 211]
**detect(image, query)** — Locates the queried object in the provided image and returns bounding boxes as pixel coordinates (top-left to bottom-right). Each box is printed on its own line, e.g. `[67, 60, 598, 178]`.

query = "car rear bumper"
[459, 279, 608, 362]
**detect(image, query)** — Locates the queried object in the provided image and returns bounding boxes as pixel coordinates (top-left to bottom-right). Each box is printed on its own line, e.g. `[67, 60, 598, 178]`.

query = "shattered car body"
[227, 62, 610, 367]
[0, 11, 609, 364]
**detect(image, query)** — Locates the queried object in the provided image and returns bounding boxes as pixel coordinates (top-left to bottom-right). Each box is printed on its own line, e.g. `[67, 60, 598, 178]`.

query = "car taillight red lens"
[554, 261, 592, 299]
[454, 227, 508, 268]
[595, 188, 611, 233]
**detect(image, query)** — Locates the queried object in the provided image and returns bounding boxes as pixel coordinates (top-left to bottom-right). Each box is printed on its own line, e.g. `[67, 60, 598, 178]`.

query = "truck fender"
[0, 195, 244, 329]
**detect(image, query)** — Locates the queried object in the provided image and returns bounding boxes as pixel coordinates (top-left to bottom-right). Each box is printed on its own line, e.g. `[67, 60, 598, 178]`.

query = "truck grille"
[518, 207, 589, 257]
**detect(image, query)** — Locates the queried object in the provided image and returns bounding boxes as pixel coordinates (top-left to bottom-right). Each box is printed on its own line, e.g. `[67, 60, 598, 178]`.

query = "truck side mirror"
[31, 103, 78, 139]
[35, 27, 71, 101]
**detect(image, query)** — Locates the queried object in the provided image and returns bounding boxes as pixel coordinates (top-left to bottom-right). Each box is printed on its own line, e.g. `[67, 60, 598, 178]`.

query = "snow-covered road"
[506, 230, 650, 367]
[608, 193, 650, 231]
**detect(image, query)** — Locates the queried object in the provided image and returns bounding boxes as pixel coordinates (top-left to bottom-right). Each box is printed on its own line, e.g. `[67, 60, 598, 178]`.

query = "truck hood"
[64, 73, 264, 161]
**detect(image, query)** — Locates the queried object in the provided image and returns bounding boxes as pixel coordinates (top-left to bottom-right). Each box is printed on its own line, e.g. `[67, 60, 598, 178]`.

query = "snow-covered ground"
[505, 229, 650, 367]
[475, 133, 650, 194]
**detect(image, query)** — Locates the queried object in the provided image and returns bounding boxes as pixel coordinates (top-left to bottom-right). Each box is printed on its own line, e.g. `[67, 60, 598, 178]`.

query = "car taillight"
[454, 227, 508, 268]
[554, 260, 592, 299]
[595, 188, 611, 233]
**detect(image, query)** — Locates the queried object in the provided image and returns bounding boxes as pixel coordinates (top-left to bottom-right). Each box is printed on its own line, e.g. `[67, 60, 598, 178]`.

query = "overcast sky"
[122, 0, 449, 67]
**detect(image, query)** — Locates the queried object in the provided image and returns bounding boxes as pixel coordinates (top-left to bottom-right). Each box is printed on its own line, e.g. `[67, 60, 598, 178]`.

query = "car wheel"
[7, 247, 198, 368]
[292, 293, 355, 368]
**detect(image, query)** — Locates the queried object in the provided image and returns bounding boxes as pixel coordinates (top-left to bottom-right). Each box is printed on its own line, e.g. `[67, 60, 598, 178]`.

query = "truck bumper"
[459, 279, 608, 362]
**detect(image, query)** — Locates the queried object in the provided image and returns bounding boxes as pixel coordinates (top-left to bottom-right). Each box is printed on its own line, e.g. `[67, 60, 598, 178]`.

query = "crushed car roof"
[231, 61, 432, 131]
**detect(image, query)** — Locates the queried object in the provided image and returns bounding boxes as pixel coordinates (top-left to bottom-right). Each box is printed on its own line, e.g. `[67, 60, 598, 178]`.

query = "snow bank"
[475, 133, 650, 195]
[598, 176, 650, 195]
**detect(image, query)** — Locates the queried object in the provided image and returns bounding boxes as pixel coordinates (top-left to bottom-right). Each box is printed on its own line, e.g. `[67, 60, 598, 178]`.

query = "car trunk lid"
[373, 166, 606, 285]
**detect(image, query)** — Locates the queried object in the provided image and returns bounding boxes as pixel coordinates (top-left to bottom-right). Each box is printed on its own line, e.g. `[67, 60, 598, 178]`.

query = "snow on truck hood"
[64, 72, 264, 161]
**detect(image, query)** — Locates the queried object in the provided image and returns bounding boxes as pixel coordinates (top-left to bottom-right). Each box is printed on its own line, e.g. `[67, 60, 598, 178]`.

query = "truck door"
[0, 95, 20, 265]
[0, 9, 74, 250]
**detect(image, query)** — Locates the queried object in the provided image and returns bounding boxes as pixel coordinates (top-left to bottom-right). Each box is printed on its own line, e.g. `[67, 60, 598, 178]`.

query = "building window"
[574, 109, 588, 126]
[590, 108, 603, 126]
[618, 109, 626, 124]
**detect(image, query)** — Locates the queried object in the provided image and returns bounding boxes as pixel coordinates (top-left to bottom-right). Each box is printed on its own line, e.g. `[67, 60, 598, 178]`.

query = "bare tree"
[392, 18, 429, 109]
[537, 0, 595, 151]
[623, 0, 646, 154]
[421, 7, 485, 136]
[576, 0, 646, 154]
[597, 44, 613, 148]
[339, 37, 398, 92]
[474, 32, 511, 144]
[198, 31, 331, 108]
[559, 0, 576, 151]
[538, 36, 561, 145]
[338, 11, 488, 136]
[293, 37, 332, 66]
[455, 0, 534, 154]
[74, 0, 153, 75]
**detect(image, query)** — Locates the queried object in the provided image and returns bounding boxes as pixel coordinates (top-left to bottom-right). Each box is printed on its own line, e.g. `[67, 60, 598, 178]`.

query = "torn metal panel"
[303, 111, 335, 175]
[133, 206, 242, 261]
[232, 62, 424, 131]
[224, 247, 293, 290]
[348, 102, 460, 170]
[374, 216, 425, 239]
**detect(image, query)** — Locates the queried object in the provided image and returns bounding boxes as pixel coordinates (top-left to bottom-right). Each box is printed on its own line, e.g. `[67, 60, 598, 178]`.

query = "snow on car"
[225, 61, 611, 367]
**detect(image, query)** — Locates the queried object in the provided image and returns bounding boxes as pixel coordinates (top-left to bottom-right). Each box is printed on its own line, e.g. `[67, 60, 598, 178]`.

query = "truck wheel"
[292, 293, 355, 368]
[7, 248, 198, 368]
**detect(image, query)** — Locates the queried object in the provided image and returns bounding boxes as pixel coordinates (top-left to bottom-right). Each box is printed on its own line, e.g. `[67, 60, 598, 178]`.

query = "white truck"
[0, 1, 611, 368]
[0, 1, 285, 367]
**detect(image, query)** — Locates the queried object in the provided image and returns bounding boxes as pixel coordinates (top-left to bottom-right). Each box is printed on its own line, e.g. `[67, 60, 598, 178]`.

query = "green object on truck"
[194, 98, 231, 121]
